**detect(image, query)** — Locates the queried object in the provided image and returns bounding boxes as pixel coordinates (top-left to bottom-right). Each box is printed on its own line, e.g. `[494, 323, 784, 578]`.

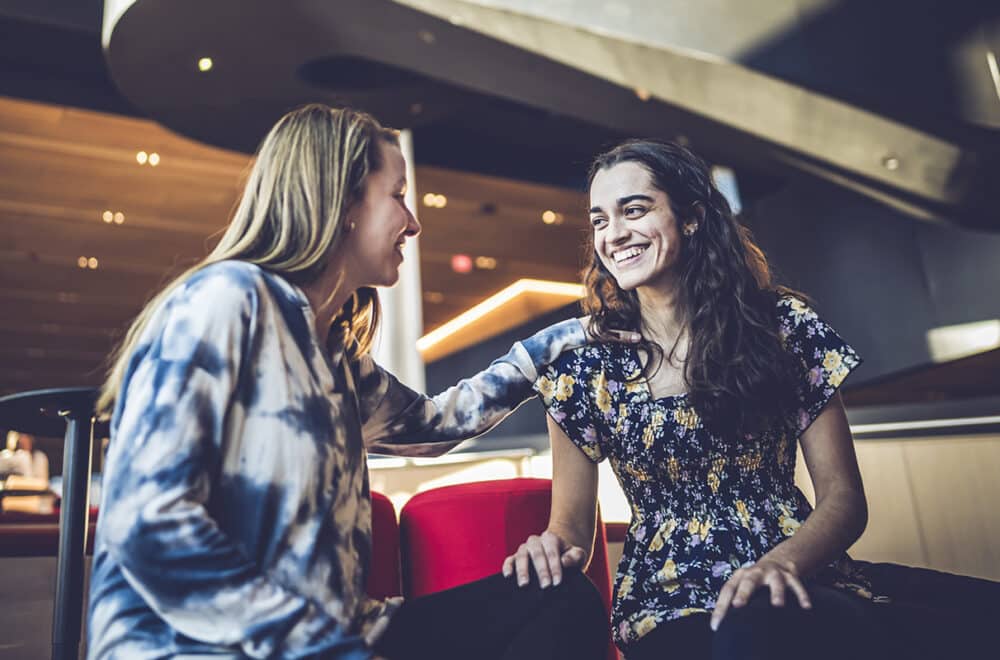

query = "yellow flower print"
[678, 608, 709, 617]
[648, 518, 677, 551]
[614, 403, 628, 434]
[788, 298, 809, 316]
[634, 615, 658, 638]
[699, 519, 712, 537]
[823, 350, 843, 372]
[828, 366, 848, 387]
[537, 376, 556, 402]
[707, 472, 720, 493]
[651, 410, 665, 428]
[707, 457, 725, 493]
[673, 406, 700, 430]
[617, 575, 635, 600]
[777, 502, 801, 537]
[642, 424, 656, 449]
[591, 371, 611, 412]
[666, 457, 680, 481]
[555, 374, 575, 402]
[658, 558, 680, 591]
[581, 442, 602, 462]
[687, 518, 700, 536]
[735, 500, 751, 528]
[625, 368, 644, 394]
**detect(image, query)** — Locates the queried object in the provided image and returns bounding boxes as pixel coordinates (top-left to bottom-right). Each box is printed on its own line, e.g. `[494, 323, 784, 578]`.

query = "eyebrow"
[589, 194, 655, 214]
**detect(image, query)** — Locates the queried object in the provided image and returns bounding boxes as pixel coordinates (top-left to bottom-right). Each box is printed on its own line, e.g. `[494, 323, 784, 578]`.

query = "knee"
[552, 571, 609, 630]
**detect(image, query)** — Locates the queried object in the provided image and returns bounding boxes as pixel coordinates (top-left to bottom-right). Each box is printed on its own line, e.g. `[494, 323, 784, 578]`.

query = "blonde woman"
[87, 105, 622, 659]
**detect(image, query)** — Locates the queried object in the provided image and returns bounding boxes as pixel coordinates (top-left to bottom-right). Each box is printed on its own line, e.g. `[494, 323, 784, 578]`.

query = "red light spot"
[451, 254, 473, 273]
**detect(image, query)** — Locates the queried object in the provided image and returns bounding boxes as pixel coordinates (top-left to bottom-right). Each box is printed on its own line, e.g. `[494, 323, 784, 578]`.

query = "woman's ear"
[691, 201, 707, 223]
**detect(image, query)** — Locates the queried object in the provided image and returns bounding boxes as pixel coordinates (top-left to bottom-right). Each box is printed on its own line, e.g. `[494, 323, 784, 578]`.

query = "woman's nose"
[405, 208, 421, 237]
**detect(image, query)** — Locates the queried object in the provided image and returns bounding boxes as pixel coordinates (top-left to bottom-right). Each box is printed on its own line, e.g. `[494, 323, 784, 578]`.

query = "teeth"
[613, 246, 647, 263]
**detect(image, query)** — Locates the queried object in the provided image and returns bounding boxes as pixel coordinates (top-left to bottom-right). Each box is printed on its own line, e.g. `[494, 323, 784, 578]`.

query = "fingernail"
[518, 577, 527, 587]
[540, 578, 551, 588]
[553, 576, 561, 586]
[710, 620, 718, 631]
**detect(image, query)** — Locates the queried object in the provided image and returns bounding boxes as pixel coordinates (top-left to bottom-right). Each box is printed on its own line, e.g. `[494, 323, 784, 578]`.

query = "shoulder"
[540, 343, 631, 379]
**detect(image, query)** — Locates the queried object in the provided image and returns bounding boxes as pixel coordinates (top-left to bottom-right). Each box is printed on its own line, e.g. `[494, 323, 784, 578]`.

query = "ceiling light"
[882, 155, 900, 171]
[113, 212, 125, 224]
[417, 279, 585, 356]
[198, 57, 213, 72]
[451, 254, 473, 273]
[926, 320, 1000, 362]
[542, 210, 564, 225]
[136, 151, 148, 165]
[88, 257, 99, 269]
[77, 257, 88, 268]
[148, 152, 160, 166]
[423, 193, 447, 208]
[475, 256, 497, 270]
[424, 291, 445, 303]
[102, 210, 113, 223]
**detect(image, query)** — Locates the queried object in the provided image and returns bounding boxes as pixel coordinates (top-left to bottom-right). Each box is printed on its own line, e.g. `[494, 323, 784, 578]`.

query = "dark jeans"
[373, 571, 610, 660]
[625, 564, 1000, 660]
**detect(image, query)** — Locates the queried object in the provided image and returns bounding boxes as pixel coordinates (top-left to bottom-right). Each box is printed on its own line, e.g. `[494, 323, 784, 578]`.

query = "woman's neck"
[636, 281, 686, 348]
[300, 260, 355, 340]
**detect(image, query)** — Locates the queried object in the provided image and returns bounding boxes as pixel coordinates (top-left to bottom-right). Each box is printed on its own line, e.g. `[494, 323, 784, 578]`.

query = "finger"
[541, 535, 564, 586]
[502, 554, 514, 578]
[785, 573, 812, 610]
[731, 571, 762, 608]
[711, 576, 739, 631]
[527, 541, 553, 588]
[765, 571, 786, 607]
[515, 546, 532, 587]
[561, 546, 586, 568]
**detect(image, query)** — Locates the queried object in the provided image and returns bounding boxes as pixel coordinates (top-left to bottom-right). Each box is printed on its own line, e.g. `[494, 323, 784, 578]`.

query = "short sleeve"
[777, 297, 862, 433]
[532, 348, 607, 463]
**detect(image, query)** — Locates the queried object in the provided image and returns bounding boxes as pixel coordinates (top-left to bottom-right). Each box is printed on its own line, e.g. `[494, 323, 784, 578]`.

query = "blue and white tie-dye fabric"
[87, 260, 586, 659]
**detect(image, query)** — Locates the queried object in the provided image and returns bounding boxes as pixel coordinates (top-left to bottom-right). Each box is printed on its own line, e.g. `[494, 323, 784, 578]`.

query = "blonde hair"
[97, 104, 397, 414]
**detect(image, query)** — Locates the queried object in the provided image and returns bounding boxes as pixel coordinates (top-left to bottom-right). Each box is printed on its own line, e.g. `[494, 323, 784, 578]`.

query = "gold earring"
[683, 223, 698, 237]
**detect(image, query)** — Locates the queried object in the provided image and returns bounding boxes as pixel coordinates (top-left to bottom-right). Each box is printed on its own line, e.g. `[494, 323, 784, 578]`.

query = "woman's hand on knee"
[710, 558, 811, 631]
[502, 530, 585, 589]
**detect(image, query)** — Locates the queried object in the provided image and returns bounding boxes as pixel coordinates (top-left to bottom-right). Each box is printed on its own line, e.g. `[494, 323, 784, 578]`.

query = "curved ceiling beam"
[102, 0, 998, 228]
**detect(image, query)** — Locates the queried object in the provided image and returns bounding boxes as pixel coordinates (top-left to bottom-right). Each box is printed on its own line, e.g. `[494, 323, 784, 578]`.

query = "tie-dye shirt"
[87, 260, 586, 659]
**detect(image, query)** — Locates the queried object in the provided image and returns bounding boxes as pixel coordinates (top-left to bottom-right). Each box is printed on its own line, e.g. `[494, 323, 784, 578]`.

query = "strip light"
[416, 278, 584, 355]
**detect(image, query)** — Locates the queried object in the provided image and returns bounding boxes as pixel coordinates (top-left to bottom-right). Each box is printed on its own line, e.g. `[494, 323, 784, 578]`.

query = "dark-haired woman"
[504, 139, 999, 659]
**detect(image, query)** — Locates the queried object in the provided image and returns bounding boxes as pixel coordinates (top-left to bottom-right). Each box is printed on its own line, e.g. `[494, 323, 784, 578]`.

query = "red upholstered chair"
[367, 490, 402, 599]
[399, 478, 618, 660]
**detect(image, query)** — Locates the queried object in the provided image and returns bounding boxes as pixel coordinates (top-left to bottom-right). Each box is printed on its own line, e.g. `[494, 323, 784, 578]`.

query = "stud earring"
[346, 221, 356, 233]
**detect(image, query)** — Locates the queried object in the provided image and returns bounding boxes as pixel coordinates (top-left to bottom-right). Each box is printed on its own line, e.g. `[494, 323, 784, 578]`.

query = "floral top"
[534, 297, 869, 650]
[88, 260, 588, 659]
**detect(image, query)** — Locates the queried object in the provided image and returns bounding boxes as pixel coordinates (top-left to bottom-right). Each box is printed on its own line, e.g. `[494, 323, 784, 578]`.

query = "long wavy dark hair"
[583, 139, 803, 437]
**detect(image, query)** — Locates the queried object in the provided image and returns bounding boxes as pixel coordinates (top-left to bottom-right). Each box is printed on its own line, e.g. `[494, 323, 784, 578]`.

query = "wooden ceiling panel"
[0, 96, 589, 394]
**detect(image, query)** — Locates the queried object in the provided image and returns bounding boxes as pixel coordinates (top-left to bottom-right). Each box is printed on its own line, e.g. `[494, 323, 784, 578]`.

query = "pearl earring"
[683, 223, 698, 237]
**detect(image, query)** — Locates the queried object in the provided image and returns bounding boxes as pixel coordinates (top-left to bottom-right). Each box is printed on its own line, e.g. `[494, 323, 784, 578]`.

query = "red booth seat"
[400, 478, 617, 660]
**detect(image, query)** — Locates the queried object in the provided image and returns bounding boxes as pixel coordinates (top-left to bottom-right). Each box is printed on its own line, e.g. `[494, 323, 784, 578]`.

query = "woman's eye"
[624, 206, 646, 217]
[591, 217, 607, 228]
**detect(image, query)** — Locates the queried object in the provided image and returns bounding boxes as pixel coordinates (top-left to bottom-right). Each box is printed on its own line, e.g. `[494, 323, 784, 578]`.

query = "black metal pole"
[52, 411, 94, 660]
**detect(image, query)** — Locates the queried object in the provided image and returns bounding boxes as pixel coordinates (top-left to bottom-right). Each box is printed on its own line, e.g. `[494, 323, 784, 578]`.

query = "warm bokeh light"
[102, 210, 113, 223]
[198, 57, 213, 72]
[136, 150, 148, 164]
[450, 254, 473, 273]
[474, 256, 497, 270]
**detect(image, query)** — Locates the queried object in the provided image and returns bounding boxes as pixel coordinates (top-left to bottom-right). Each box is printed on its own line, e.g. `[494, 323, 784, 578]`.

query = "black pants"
[625, 564, 1000, 660]
[373, 571, 610, 660]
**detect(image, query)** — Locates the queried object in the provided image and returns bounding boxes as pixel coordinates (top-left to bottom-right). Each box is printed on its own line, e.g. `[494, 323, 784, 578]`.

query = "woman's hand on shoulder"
[577, 316, 640, 345]
[710, 556, 812, 631]
[502, 530, 586, 589]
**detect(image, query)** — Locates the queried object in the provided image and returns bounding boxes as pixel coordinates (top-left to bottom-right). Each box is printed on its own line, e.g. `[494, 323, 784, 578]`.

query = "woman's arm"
[360, 319, 635, 457]
[711, 393, 867, 629]
[503, 415, 600, 588]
